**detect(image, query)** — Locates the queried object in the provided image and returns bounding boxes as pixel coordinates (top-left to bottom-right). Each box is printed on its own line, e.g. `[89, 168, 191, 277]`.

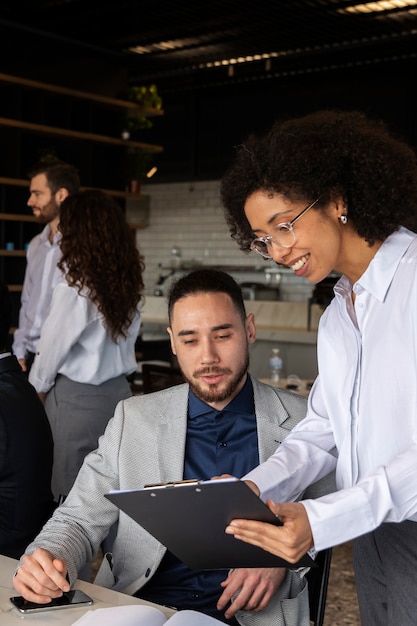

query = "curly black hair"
[220, 109, 417, 251]
[58, 189, 145, 341]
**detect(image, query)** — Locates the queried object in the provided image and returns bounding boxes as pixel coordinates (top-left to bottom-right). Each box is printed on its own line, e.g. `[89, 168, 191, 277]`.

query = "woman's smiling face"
[244, 191, 345, 284]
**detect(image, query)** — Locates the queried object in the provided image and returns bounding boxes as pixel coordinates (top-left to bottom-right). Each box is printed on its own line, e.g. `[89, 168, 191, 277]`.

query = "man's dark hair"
[167, 268, 247, 324]
[27, 160, 80, 196]
[0, 281, 12, 351]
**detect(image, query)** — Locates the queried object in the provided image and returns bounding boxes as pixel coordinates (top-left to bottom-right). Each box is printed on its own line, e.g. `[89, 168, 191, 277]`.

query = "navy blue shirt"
[137, 376, 258, 623]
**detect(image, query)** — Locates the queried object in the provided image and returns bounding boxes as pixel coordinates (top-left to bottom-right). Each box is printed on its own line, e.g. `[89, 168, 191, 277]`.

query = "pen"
[143, 478, 200, 489]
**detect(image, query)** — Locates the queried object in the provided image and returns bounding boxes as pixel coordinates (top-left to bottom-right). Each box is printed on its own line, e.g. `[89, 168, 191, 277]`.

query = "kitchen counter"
[140, 297, 323, 379]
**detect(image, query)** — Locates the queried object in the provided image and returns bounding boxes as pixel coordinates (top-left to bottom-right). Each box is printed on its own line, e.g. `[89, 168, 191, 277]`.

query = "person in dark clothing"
[0, 280, 55, 559]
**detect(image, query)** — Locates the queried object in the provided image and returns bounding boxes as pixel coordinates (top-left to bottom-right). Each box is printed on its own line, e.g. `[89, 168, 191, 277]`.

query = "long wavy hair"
[58, 189, 145, 341]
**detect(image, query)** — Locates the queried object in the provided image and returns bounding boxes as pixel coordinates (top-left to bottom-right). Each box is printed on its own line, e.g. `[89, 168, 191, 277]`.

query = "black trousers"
[353, 520, 417, 625]
[25, 350, 36, 375]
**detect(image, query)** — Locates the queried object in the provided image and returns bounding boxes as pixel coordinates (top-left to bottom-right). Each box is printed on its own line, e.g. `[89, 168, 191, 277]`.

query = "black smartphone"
[10, 589, 93, 613]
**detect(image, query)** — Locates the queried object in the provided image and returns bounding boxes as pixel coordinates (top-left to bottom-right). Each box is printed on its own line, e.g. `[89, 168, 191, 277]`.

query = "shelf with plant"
[121, 84, 163, 140]
[125, 147, 159, 194]
[0, 73, 166, 321]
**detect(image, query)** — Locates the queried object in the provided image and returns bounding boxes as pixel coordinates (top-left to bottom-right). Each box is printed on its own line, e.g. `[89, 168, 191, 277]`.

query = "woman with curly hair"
[29, 189, 144, 506]
[221, 110, 417, 624]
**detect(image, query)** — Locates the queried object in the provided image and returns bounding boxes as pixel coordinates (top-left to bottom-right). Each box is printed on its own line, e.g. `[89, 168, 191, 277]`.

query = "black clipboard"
[105, 478, 315, 570]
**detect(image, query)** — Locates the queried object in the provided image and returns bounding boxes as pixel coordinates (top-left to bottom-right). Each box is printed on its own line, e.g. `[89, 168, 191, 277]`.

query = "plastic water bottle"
[269, 347, 282, 386]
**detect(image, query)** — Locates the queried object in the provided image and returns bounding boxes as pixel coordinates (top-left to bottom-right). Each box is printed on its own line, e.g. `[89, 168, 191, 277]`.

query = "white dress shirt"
[12, 224, 63, 359]
[29, 282, 141, 393]
[245, 226, 417, 551]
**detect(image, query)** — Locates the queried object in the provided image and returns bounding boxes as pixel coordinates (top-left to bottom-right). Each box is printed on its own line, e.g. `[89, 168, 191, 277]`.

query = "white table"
[0, 554, 175, 625]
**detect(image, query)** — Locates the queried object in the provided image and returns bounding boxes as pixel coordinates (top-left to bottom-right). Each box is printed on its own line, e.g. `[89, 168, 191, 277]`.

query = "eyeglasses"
[250, 198, 321, 259]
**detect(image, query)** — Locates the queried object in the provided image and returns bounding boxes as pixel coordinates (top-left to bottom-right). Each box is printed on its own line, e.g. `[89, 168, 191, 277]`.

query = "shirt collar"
[188, 374, 254, 419]
[40, 223, 61, 245]
[335, 226, 416, 302]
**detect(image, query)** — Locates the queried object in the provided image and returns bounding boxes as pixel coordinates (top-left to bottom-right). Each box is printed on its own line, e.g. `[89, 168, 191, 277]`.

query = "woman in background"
[30, 189, 144, 505]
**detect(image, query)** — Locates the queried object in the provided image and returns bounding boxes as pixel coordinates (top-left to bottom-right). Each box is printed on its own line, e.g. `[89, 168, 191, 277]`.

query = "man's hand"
[17, 357, 27, 373]
[217, 567, 286, 618]
[13, 548, 70, 604]
[38, 391, 47, 404]
[211, 473, 235, 480]
[244, 479, 260, 497]
[211, 475, 260, 497]
[225, 500, 314, 563]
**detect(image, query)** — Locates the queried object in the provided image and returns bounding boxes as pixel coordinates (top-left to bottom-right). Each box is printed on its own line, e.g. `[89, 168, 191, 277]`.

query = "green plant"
[125, 113, 153, 132]
[128, 84, 162, 110]
[37, 146, 59, 163]
[124, 84, 163, 132]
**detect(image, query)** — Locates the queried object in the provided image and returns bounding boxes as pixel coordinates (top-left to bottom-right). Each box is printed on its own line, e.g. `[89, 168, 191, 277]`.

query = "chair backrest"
[141, 363, 184, 394]
[306, 548, 333, 626]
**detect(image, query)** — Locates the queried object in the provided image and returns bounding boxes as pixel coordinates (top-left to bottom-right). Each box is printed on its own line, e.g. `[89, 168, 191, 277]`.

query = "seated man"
[0, 281, 55, 558]
[13, 269, 334, 626]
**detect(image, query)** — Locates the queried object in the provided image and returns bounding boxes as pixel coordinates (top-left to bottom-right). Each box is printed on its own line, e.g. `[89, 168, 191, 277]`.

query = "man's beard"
[182, 353, 249, 404]
[35, 198, 59, 224]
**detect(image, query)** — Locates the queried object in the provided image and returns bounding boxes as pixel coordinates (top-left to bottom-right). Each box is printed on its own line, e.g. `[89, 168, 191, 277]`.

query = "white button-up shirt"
[245, 226, 417, 551]
[12, 224, 63, 359]
[29, 282, 141, 393]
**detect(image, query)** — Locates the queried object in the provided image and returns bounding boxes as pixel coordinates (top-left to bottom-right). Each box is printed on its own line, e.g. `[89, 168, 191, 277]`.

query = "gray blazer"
[24, 376, 335, 626]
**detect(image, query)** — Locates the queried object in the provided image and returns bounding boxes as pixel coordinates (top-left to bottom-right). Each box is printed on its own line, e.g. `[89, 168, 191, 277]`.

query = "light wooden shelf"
[0, 177, 29, 188]
[0, 177, 150, 232]
[0, 71, 161, 301]
[0, 71, 164, 116]
[0, 178, 149, 201]
[0, 249, 26, 256]
[0, 212, 36, 222]
[0, 117, 163, 153]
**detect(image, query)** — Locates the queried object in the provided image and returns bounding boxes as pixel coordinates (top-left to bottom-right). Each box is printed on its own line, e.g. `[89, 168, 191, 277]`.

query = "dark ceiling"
[1, 0, 416, 182]
[0, 0, 416, 94]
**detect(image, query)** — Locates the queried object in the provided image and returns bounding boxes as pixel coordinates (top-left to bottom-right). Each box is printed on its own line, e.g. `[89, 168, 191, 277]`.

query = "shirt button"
[192, 593, 200, 599]
[219, 441, 227, 447]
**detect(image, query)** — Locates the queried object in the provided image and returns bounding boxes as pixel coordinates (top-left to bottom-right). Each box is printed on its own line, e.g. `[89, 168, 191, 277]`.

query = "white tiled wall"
[134, 180, 314, 302]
